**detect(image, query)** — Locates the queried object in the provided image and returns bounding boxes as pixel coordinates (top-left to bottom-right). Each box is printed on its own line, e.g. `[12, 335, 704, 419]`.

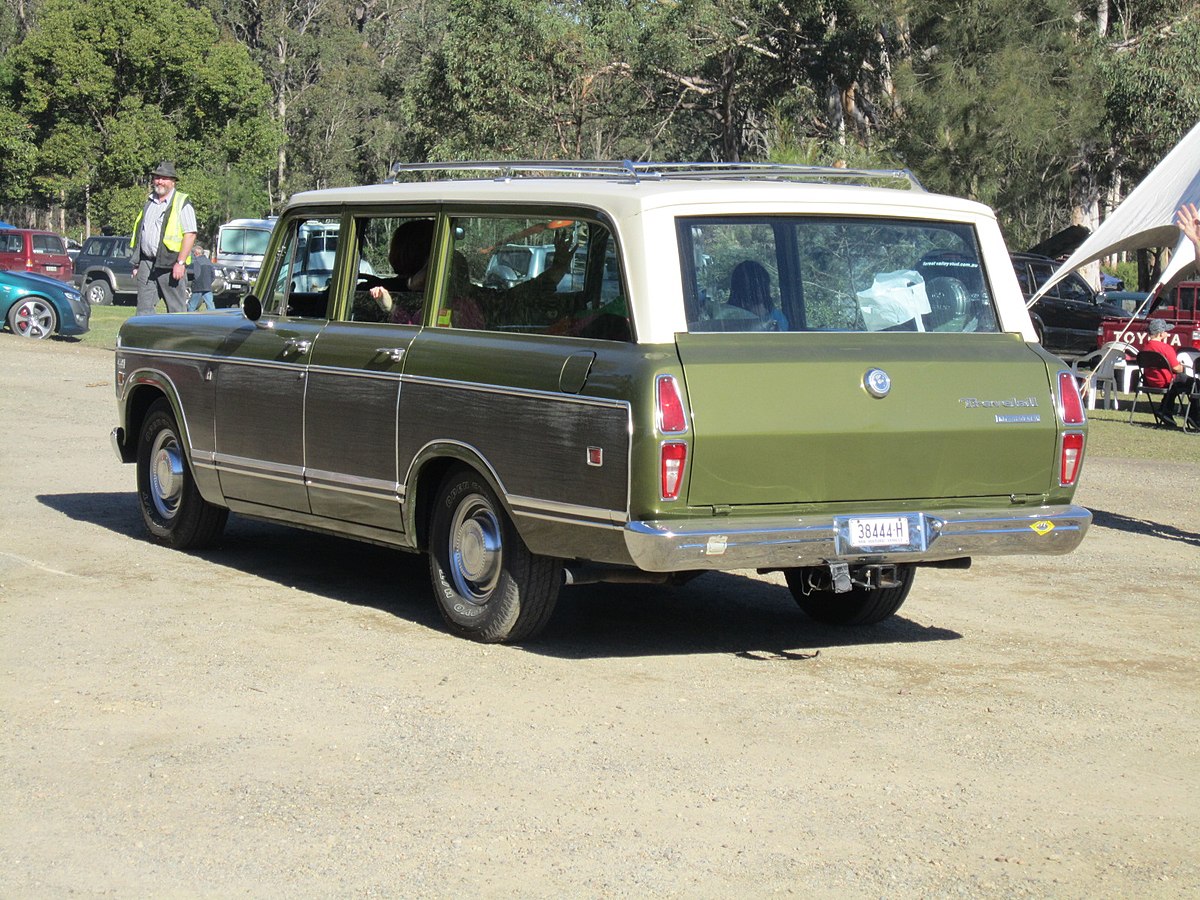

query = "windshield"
[679, 216, 1001, 334]
[219, 227, 273, 257]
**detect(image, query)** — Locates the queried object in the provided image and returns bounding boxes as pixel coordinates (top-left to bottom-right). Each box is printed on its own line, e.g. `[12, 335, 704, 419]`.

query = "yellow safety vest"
[131, 190, 192, 263]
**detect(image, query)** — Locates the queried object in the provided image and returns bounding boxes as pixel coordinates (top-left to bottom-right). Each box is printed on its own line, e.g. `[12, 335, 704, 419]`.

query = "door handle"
[375, 347, 406, 363]
[284, 338, 311, 355]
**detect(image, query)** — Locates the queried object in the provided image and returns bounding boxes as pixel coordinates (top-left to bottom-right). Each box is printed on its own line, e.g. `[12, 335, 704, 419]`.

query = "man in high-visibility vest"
[131, 161, 197, 315]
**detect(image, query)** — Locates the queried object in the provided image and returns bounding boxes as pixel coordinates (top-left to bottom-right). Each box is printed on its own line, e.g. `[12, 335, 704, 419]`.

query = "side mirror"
[243, 295, 262, 322]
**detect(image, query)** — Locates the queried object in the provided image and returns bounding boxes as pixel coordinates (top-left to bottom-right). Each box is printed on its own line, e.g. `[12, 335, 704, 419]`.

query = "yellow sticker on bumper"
[1030, 520, 1055, 536]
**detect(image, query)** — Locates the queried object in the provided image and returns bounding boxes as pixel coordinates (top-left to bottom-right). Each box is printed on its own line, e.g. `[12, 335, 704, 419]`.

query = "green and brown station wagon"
[111, 162, 1091, 642]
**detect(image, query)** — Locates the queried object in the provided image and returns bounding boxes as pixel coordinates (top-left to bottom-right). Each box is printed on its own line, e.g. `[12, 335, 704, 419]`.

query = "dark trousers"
[135, 259, 189, 314]
[1160, 373, 1197, 420]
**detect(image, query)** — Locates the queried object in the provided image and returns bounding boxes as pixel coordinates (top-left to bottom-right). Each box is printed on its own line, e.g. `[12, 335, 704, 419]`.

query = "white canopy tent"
[1028, 119, 1200, 306]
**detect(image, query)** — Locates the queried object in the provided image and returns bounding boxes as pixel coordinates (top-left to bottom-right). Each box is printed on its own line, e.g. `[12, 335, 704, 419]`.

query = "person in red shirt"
[1142, 318, 1195, 427]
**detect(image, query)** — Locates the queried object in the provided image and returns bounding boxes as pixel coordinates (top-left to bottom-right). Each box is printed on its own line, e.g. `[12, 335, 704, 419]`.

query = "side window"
[347, 216, 434, 324]
[112, 241, 132, 260]
[2, 233, 21, 253]
[1058, 274, 1093, 303]
[435, 214, 630, 340]
[1012, 262, 1033, 295]
[263, 215, 341, 319]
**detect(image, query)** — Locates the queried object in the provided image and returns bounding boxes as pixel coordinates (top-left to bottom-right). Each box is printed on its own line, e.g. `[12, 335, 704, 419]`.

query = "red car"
[0, 227, 73, 283]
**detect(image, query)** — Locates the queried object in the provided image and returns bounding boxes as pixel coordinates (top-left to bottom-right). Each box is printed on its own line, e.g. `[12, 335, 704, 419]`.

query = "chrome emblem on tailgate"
[863, 368, 891, 398]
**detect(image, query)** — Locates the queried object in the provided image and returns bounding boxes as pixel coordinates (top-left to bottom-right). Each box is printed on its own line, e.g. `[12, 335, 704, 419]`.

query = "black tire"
[428, 466, 561, 643]
[785, 564, 915, 625]
[136, 398, 228, 549]
[84, 279, 113, 306]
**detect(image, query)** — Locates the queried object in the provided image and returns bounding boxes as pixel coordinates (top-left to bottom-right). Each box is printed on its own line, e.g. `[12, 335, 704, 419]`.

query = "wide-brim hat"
[150, 161, 178, 180]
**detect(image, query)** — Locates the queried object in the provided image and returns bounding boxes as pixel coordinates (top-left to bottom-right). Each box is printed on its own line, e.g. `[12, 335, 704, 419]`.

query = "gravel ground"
[2, 334, 1199, 898]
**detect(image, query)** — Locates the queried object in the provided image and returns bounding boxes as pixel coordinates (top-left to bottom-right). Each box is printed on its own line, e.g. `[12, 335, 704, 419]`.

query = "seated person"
[729, 260, 789, 330]
[362, 219, 435, 324]
[1142, 318, 1198, 428]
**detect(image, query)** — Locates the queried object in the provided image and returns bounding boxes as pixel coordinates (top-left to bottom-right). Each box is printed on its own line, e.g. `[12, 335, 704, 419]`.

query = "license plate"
[847, 516, 910, 548]
[46, 265, 59, 271]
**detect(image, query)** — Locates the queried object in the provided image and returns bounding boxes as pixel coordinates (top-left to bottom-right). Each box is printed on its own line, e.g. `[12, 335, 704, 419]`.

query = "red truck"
[1100, 280, 1200, 350]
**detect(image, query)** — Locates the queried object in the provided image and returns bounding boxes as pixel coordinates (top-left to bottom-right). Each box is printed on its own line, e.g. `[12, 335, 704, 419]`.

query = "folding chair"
[1070, 342, 1128, 410]
[1127, 349, 1173, 425]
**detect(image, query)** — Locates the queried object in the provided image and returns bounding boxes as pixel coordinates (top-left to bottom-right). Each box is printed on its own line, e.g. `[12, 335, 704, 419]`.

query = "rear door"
[674, 214, 1059, 508]
[675, 333, 1056, 507]
[302, 212, 434, 533]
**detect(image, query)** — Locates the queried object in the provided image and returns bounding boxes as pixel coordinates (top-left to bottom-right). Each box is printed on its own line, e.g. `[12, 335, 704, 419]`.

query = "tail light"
[656, 375, 689, 500]
[1056, 371, 1086, 486]
[661, 442, 688, 500]
[1060, 433, 1084, 486]
[656, 374, 687, 434]
[1057, 371, 1085, 425]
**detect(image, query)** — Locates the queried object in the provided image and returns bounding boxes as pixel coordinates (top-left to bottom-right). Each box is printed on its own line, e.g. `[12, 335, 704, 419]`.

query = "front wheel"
[8, 297, 58, 339]
[136, 398, 228, 548]
[428, 466, 561, 643]
[785, 564, 915, 625]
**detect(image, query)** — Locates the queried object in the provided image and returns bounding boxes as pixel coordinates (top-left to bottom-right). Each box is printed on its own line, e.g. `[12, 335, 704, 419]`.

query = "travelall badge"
[959, 396, 1041, 424]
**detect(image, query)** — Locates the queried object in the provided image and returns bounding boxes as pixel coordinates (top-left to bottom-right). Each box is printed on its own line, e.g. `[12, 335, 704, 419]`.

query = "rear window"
[678, 216, 1001, 334]
[219, 227, 273, 256]
[32, 234, 66, 255]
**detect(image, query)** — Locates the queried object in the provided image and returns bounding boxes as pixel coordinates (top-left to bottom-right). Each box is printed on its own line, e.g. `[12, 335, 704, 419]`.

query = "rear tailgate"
[675, 332, 1059, 507]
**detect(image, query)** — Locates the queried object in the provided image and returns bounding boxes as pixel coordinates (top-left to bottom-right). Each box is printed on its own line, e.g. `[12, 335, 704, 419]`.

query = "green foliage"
[7, 0, 278, 235]
[1103, 13, 1200, 184]
[1, 0, 1197, 259]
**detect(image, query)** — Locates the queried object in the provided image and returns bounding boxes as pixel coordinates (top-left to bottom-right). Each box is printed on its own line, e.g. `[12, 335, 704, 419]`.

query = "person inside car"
[364, 219, 435, 325]
[729, 260, 789, 330]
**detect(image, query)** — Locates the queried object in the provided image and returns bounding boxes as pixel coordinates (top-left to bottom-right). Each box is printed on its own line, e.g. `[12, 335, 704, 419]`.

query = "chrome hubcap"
[449, 493, 502, 604]
[149, 429, 184, 520]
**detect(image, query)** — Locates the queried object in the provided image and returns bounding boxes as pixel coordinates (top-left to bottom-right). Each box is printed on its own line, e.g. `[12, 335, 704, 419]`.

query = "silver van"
[212, 217, 277, 301]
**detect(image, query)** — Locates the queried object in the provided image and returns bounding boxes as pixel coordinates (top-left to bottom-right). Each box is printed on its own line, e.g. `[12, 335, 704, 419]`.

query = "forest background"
[1, 0, 1197, 285]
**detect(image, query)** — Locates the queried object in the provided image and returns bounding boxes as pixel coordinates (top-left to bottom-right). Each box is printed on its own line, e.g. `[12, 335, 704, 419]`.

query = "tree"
[10, 0, 279, 238]
[891, 0, 1101, 250]
[399, 0, 657, 161]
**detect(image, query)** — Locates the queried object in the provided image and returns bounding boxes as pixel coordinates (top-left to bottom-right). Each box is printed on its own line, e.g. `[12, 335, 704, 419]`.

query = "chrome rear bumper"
[623, 505, 1091, 572]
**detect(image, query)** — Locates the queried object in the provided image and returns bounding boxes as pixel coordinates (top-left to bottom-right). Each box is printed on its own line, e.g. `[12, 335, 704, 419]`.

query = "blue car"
[1, 269, 90, 339]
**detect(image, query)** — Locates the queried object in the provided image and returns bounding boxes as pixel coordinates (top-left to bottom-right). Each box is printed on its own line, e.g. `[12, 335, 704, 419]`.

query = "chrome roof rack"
[385, 160, 925, 191]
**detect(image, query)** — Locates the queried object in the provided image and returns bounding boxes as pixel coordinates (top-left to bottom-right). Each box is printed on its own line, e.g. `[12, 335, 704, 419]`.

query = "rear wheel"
[8, 297, 57, 339]
[85, 279, 113, 306]
[428, 466, 561, 642]
[136, 398, 228, 548]
[785, 564, 915, 625]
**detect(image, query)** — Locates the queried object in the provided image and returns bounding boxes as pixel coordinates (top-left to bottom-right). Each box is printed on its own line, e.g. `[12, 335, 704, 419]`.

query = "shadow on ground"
[39, 491, 962, 659]
[1090, 507, 1200, 548]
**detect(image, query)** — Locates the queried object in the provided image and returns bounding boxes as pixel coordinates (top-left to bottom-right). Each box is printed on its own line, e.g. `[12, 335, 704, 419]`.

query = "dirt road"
[2, 334, 1199, 898]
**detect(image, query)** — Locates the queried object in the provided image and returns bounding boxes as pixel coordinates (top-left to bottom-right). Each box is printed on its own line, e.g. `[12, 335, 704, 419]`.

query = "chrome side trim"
[508, 494, 627, 527]
[307, 363, 403, 382]
[213, 453, 305, 486]
[403, 373, 631, 411]
[305, 467, 402, 501]
[623, 504, 1092, 572]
